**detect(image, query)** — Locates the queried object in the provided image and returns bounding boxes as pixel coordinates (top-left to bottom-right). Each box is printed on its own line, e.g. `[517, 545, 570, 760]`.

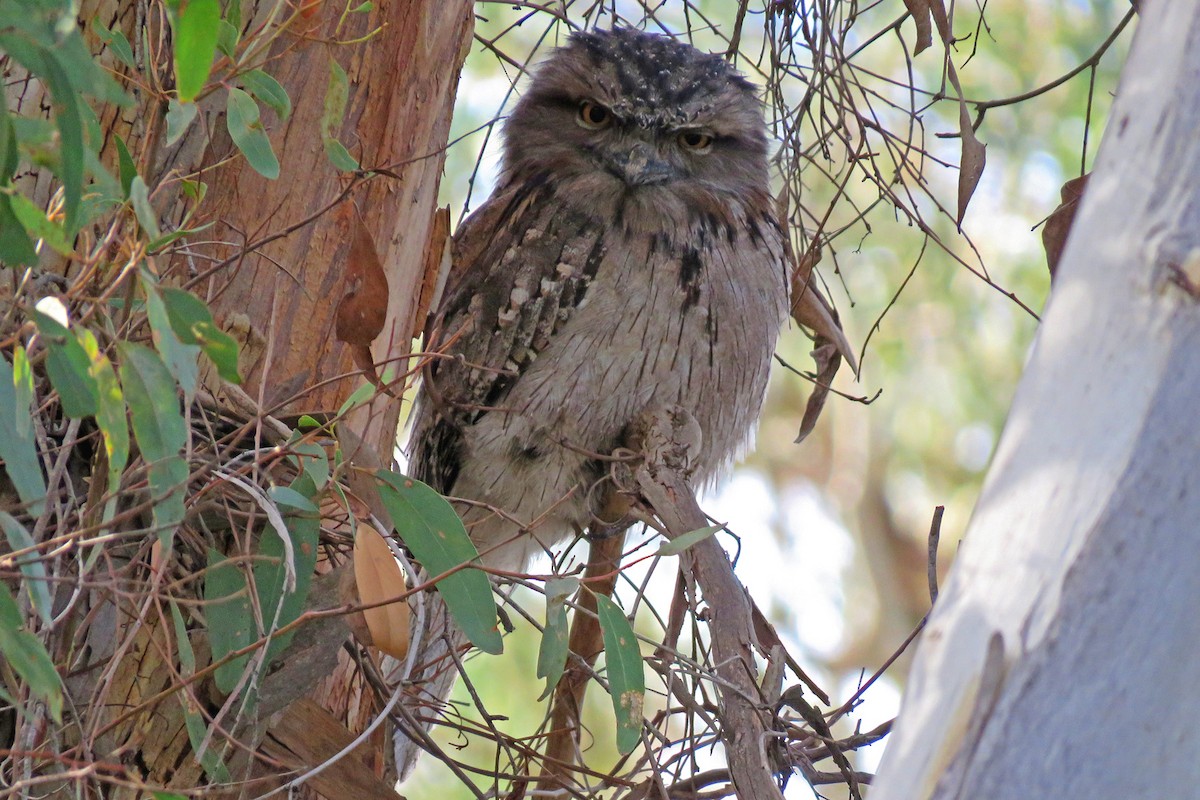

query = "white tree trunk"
[872, 4, 1200, 798]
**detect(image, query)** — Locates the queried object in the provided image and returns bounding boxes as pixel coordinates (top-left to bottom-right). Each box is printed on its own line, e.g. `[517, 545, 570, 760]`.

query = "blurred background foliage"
[407, 1, 1133, 796]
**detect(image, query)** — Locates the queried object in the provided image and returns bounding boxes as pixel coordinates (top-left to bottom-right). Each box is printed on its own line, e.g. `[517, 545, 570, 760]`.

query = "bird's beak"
[607, 143, 676, 186]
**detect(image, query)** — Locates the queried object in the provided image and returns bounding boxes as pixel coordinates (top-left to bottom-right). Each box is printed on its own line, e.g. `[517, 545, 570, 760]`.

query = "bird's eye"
[678, 130, 714, 152]
[577, 101, 612, 130]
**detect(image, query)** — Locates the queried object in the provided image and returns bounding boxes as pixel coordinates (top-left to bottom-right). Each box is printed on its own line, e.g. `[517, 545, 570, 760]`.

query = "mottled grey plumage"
[409, 27, 789, 571]
[397, 29, 789, 773]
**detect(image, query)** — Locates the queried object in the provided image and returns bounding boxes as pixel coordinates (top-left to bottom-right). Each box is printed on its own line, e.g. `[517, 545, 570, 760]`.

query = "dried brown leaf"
[928, 0, 952, 43]
[352, 522, 409, 660]
[790, 244, 857, 374]
[333, 204, 393, 394]
[787, 242, 857, 444]
[1042, 174, 1090, 281]
[903, 0, 933, 54]
[335, 205, 389, 347]
[955, 101, 987, 227]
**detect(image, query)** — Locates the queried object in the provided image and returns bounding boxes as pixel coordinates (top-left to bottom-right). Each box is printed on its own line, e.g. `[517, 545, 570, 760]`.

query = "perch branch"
[628, 406, 786, 800]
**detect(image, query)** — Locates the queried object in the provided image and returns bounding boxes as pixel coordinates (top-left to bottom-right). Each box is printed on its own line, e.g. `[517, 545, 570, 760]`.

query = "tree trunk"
[5, 1, 472, 796]
[872, 4, 1200, 797]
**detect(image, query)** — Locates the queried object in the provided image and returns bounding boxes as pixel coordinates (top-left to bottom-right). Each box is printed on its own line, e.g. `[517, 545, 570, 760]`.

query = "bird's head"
[501, 28, 772, 223]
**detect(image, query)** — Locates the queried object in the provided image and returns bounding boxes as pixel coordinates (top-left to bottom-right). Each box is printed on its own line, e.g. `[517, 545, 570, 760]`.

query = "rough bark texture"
[873, 4, 1200, 798]
[5, 0, 472, 796]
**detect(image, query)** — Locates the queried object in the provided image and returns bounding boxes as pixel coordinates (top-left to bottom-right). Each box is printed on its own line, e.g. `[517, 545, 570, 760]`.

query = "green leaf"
[286, 440, 329, 490]
[8, 194, 71, 255]
[0, 35, 86, 232]
[78, 329, 128, 497]
[536, 576, 578, 700]
[181, 706, 230, 783]
[0, 350, 45, 515]
[169, 600, 194, 673]
[374, 470, 502, 654]
[169, 599, 229, 782]
[324, 139, 359, 172]
[336, 380, 375, 417]
[117, 342, 188, 546]
[154, 792, 191, 800]
[0, 512, 53, 626]
[0, 582, 62, 722]
[81, 148, 122, 213]
[128, 176, 161, 240]
[32, 310, 99, 418]
[143, 277, 200, 398]
[216, 19, 239, 58]
[656, 524, 722, 556]
[350, 1, 373, 12]
[91, 17, 136, 69]
[205, 548, 254, 694]
[226, 87, 279, 179]
[296, 414, 321, 430]
[147, 220, 214, 253]
[0, 101, 18, 177]
[159, 287, 241, 383]
[238, 69, 291, 122]
[32, 48, 84, 234]
[114, 135, 137, 199]
[171, 600, 230, 783]
[595, 593, 645, 754]
[118, 342, 186, 462]
[255, 475, 319, 666]
[181, 178, 207, 203]
[173, 0, 221, 102]
[50, 26, 130, 106]
[165, 99, 198, 147]
[322, 59, 358, 171]
[0, 196, 38, 266]
[267, 485, 318, 513]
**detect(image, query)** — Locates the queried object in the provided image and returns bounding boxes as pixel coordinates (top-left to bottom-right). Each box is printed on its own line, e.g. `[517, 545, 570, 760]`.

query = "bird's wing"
[408, 179, 607, 493]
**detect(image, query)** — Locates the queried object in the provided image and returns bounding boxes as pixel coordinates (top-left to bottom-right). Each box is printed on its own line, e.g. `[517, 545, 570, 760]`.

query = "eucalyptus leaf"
[374, 470, 502, 654]
[255, 476, 319, 667]
[28, 47, 83, 234]
[78, 328, 129, 497]
[32, 310, 99, 418]
[143, 278, 200, 398]
[0, 196, 38, 266]
[91, 17, 136, 69]
[165, 99, 198, 147]
[0, 512, 53, 626]
[159, 287, 241, 383]
[205, 548, 254, 694]
[216, 19, 239, 58]
[173, 0, 221, 102]
[114, 135, 137, 198]
[226, 87, 279, 179]
[595, 593, 645, 754]
[129, 176, 161, 240]
[8, 194, 71, 255]
[0, 351, 46, 515]
[238, 69, 290, 121]
[117, 342, 188, 547]
[656, 524, 722, 556]
[0, 582, 62, 722]
[321, 59, 357, 171]
[536, 576, 579, 700]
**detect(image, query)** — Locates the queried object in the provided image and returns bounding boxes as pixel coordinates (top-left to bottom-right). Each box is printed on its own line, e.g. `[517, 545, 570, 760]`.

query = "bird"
[397, 26, 795, 773]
